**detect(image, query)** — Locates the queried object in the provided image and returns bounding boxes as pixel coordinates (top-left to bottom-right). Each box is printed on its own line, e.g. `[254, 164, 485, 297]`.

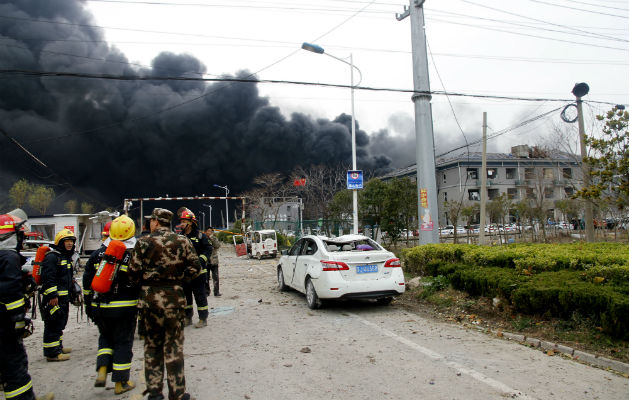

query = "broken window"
[506, 168, 517, 179]
[524, 168, 535, 180]
[468, 189, 480, 201]
[507, 188, 518, 200]
[467, 168, 478, 180]
[562, 168, 572, 179]
[488, 188, 500, 200]
[487, 168, 498, 180]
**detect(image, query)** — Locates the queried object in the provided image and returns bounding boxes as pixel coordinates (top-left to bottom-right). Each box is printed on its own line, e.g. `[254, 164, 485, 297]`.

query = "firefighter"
[204, 227, 221, 297]
[180, 209, 212, 328]
[129, 208, 200, 400]
[101, 221, 112, 242]
[0, 209, 54, 400]
[83, 215, 139, 395]
[40, 228, 76, 362]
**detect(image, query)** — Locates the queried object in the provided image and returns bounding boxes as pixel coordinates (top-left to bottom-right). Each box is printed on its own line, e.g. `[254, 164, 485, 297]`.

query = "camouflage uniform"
[207, 233, 221, 296]
[129, 208, 200, 400]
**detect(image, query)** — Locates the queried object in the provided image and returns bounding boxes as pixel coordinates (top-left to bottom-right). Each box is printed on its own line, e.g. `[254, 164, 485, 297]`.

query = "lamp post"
[213, 184, 229, 229]
[198, 211, 206, 231]
[203, 203, 212, 228]
[301, 42, 362, 234]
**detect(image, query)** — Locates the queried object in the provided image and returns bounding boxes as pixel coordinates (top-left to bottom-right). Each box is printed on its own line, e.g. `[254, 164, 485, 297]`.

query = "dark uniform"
[40, 243, 74, 359]
[83, 239, 140, 385]
[183, 229, 212, 323]
[207, 232, 221, 296]
[0, 247, 34, 400]
[129, 208, 200, 400]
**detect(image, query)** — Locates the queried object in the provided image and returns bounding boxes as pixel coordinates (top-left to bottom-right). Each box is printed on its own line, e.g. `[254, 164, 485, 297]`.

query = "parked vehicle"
[21, 239, 81, 273]
[245, 229, 278, 260]
[276, 234, 405, 309]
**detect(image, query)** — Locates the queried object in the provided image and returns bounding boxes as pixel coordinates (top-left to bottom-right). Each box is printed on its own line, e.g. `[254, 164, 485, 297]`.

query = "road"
[22, 246, 628, 400]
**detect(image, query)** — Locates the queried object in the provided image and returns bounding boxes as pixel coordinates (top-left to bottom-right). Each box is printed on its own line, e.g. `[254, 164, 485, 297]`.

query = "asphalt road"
[22, 246, 628, 400]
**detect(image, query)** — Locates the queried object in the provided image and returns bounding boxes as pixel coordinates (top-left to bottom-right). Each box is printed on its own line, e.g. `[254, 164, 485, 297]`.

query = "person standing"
[83, 215, 139, 395]
[204, 227, 221, 297]
[129, 208, 201, 400]
[179, 210, 211, 328]
[40, 228, 76, 362]
[0, 209, 54, 400]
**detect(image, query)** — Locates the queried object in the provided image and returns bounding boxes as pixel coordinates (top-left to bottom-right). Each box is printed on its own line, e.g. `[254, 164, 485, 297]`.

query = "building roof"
[379, 148, 580, 180]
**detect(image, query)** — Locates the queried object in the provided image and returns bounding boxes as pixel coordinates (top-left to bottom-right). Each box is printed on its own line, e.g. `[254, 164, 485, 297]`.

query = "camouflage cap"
[149, 208, 173, 224]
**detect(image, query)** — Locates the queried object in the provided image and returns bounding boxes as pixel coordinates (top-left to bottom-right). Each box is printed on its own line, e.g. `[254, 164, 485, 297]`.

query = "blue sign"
[347, 170, 363, 189]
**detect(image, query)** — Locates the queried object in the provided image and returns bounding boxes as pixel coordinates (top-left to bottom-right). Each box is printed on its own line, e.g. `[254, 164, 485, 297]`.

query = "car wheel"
[256, 252, 262, 260]
[305, 278, 322, 310]
[277, 267, 288, 292]
[376, 297, 393, 306]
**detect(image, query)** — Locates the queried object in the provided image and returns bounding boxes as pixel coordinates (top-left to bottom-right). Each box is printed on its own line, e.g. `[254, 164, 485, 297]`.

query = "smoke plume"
[0, 0, 415, 213]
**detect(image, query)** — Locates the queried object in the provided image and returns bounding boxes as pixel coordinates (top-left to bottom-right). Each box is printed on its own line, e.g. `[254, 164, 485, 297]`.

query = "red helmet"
[180, 209, 197, 225]
[0, 214, 24, 236]
[102, 221, 112, 236]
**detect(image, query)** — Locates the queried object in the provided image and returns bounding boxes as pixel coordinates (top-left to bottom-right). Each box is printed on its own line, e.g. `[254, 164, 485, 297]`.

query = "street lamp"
[203, 203, 212, 228]
[213, 184, 229, 229]
[198, 211, 206, 231]
[301, 42, 362, 234]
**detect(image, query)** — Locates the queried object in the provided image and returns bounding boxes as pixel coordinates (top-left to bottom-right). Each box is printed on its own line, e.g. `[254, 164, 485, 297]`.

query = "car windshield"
[323, 238, 382, 252]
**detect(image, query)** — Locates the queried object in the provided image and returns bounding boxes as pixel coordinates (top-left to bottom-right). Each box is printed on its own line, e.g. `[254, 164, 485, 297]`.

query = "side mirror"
[281, 250, 288, 256]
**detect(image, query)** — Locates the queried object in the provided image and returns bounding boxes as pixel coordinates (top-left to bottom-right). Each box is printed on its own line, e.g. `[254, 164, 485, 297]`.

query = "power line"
[427, 8, 628, 43]
[526, 0, 629, 17]
[459, 0, 628, 41]
[428, 16, 628, 51]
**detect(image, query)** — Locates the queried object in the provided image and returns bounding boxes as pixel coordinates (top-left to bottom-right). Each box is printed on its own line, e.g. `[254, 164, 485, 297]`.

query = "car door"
[284, 239, 303, 288]
[293, 238, 318, 292]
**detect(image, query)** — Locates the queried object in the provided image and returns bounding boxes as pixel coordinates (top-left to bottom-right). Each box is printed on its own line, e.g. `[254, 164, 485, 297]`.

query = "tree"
[460, 202, 479, 244]
[443, 200, 463, 243]
[80, 202, 94, 214]
[9, 179, 33, 209]
[64, 199, 78, 213]
[28, 185, 55, 214]
[487, 194, 512, 244]
[327, 189, 353, 231]
[576, 107, 629, 211]
[359, 178, 388, 240]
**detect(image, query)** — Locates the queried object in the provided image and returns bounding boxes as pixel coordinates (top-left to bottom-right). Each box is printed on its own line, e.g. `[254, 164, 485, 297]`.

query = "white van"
[245, 229, 278, 259]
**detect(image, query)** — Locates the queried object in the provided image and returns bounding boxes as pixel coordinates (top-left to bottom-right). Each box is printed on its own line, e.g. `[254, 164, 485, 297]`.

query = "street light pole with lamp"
[203, 204, 212, 228]
[301, 42, 362, 234]
[213, 184, 229, 229]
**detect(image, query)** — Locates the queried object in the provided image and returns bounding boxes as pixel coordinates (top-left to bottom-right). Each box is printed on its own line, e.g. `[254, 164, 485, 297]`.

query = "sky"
[85, 0, 629, 156]
[0, 0, 627, 216]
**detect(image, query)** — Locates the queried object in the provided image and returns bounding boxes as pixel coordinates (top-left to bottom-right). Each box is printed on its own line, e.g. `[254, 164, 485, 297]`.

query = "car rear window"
[323, 239, 381, 252]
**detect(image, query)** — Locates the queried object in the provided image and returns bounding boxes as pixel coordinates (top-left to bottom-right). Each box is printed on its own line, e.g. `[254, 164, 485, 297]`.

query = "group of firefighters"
[0, 206, 221, 400]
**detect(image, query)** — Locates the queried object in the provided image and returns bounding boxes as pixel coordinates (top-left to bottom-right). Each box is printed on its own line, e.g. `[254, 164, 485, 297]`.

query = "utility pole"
[478, 112, 488, 245]
[397, 0, 439, 244]
[573, 83, 594, 242]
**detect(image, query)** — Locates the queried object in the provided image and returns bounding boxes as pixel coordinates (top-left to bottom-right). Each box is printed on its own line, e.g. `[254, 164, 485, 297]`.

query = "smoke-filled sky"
[0, 0, 627, 215]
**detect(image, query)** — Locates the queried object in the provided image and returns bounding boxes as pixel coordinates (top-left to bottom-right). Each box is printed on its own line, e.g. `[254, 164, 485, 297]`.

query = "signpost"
[347, 170, 363, 189]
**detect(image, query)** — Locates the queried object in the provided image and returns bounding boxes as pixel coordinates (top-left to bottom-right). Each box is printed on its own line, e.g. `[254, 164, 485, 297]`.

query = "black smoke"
[0, 0, 409, 213]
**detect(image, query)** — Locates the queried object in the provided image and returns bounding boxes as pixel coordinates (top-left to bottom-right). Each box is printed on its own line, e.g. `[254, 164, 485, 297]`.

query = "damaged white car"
[276, 234, 405, 309]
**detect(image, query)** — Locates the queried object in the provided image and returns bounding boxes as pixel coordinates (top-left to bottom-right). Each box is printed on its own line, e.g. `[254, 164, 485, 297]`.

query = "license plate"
[356, 264, 378, 274]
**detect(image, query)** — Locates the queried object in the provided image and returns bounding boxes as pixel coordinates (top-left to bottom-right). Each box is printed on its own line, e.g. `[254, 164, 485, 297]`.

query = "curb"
[467, 324, 629, 375]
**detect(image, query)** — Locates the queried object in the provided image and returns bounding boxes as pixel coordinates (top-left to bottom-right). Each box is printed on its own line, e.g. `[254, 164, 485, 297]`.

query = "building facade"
[381, 145, 583, 226]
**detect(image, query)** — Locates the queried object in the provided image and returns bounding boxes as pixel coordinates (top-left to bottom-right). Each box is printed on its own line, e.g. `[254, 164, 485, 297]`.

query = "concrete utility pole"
[478, 112, 488, 245]
[397, 0, 439, 244]
[573, 83, 595, 242]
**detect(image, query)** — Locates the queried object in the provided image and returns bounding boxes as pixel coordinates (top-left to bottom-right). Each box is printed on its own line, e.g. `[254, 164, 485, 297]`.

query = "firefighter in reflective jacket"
[82, 215, 139, 395]
[40, 228, 76, 362]
[0, 210, 54, 400]
[180, 209, 212, 328]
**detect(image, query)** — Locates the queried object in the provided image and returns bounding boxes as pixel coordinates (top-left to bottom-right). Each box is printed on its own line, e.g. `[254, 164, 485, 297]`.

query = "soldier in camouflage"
[128, 208, 201, 400]
[204, 227, 221, 297]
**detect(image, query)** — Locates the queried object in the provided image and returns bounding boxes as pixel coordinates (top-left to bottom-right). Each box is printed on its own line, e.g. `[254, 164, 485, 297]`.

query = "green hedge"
[401, 243, 629, 339]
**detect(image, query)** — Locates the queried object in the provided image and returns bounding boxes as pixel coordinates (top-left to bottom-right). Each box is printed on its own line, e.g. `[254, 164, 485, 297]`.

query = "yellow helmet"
[109, 215, 136, 241]
[54, 229, 76, 246]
